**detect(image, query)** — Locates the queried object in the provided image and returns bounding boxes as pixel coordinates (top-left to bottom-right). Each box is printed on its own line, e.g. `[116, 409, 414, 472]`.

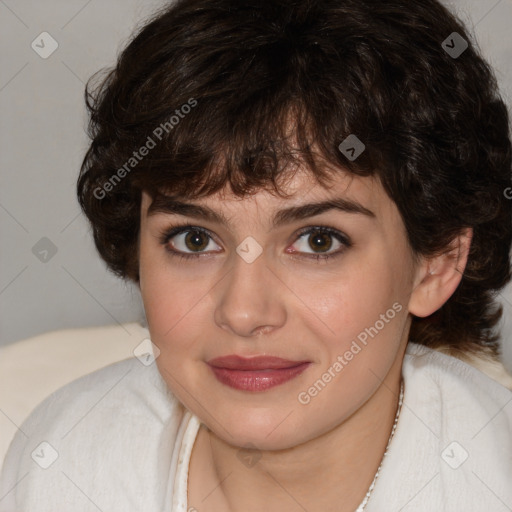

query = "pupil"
[311, 232, 332, 252]
[186, 231, 208, 251]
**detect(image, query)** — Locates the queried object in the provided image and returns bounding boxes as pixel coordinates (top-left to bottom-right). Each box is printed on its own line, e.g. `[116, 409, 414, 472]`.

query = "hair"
[77, 0, 512, 358]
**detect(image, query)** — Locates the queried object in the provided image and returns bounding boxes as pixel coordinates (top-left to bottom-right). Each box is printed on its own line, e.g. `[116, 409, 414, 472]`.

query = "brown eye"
[308, 231, 333, 253]
[183, 230, 210, 252]
[289, 226, 351, 261]
[161, 226, 221, 258]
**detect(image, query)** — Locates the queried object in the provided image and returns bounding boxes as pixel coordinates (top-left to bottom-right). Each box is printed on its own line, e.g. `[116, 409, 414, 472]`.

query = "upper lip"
[207, 355, 310, 371]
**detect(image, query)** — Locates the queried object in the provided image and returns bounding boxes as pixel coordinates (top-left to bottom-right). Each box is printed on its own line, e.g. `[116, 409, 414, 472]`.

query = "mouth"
[206, 355, 311, 391]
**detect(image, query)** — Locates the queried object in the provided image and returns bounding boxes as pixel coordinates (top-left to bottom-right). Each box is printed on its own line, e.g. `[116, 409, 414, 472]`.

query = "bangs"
[127, 91, 378, 203]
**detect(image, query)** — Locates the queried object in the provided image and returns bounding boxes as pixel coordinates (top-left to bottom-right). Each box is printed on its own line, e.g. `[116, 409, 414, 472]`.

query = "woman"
[1, 0, 512, 510]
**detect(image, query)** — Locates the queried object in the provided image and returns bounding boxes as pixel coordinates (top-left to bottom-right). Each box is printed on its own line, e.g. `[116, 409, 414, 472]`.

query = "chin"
[208, 406, 310, 451]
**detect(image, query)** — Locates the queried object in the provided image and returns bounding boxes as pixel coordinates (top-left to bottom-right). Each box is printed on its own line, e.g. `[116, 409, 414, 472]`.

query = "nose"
[213, 250, 287, 338]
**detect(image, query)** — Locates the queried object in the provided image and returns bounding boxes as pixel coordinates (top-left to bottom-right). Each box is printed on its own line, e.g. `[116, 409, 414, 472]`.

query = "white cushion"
[0, 322, 150, 468]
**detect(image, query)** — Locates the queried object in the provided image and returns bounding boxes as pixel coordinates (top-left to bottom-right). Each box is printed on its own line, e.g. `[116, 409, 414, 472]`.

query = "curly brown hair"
[77, 0, 512, 357]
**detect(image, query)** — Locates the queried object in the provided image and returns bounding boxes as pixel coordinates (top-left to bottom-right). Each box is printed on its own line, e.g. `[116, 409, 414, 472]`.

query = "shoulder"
[0, 357, 186, 511]
[404, 341, 512, 405]
[394, 343, 512, 508]
[402, 342, 512, 437]
[369, 343, 512, 510]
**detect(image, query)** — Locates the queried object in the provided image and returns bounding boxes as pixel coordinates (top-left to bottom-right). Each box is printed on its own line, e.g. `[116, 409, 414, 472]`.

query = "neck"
[189, 357, 405, 512]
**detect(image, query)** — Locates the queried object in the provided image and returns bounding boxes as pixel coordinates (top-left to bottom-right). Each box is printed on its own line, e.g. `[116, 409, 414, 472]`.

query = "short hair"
[77, 0, 512, 357]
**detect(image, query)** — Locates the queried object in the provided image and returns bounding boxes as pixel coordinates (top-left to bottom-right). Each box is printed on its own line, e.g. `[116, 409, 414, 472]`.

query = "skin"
[138, 166, 471, 512]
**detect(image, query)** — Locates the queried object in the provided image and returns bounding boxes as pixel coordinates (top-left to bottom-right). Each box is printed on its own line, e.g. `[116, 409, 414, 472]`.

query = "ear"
[408, 228, 473, 317]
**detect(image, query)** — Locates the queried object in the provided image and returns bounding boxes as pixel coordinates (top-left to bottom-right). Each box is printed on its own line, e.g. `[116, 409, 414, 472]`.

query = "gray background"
[1, 0, 512, 371]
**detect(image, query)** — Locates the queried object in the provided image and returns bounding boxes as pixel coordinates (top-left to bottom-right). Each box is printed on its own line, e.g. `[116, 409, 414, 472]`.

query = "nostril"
[252, 325, 273, 336]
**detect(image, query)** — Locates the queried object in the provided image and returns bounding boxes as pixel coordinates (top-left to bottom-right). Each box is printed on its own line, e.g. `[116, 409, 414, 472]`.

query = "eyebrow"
[147, 194, 375, 228]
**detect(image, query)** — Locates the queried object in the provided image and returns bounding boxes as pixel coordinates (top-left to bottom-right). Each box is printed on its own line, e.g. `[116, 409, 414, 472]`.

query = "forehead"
[140, 166, 395, 225]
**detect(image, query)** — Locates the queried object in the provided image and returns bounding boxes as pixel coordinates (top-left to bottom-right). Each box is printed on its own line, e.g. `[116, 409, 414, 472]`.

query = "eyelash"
[158, 223, 352, 263]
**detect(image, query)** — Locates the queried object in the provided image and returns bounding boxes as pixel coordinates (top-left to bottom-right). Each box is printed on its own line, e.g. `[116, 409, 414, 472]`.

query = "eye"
[159, 224, 221, 260]
[287, 226, 351, 261]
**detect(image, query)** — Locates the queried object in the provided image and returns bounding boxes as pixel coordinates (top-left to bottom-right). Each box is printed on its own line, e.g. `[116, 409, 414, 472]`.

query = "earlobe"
[408, 228, 473, 318]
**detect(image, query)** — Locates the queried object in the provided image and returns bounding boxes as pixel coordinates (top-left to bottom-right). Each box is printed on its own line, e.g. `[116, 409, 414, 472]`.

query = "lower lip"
[208, 363, 311, 391]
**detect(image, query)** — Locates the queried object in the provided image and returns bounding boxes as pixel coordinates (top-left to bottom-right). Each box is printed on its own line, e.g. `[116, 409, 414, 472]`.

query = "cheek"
[140, 269, 207, 398]
[295, 250, 404, 344]
[293, 245, 411, 393]
[139, 235, 190, 342]
[138, 235, 217, 374]
[141, 271, 201, 344]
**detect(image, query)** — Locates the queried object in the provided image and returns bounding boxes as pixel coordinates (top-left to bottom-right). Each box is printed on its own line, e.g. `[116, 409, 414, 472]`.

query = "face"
[138, 167, 419, 450]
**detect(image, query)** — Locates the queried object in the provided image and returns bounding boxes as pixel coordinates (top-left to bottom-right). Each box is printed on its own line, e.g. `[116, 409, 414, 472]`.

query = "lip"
[207, 355, 310, 370]
[207, 355, 311, 391]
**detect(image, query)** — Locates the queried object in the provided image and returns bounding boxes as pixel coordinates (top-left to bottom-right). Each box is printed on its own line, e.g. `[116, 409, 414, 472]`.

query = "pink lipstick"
[207, 355, 311, 391]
